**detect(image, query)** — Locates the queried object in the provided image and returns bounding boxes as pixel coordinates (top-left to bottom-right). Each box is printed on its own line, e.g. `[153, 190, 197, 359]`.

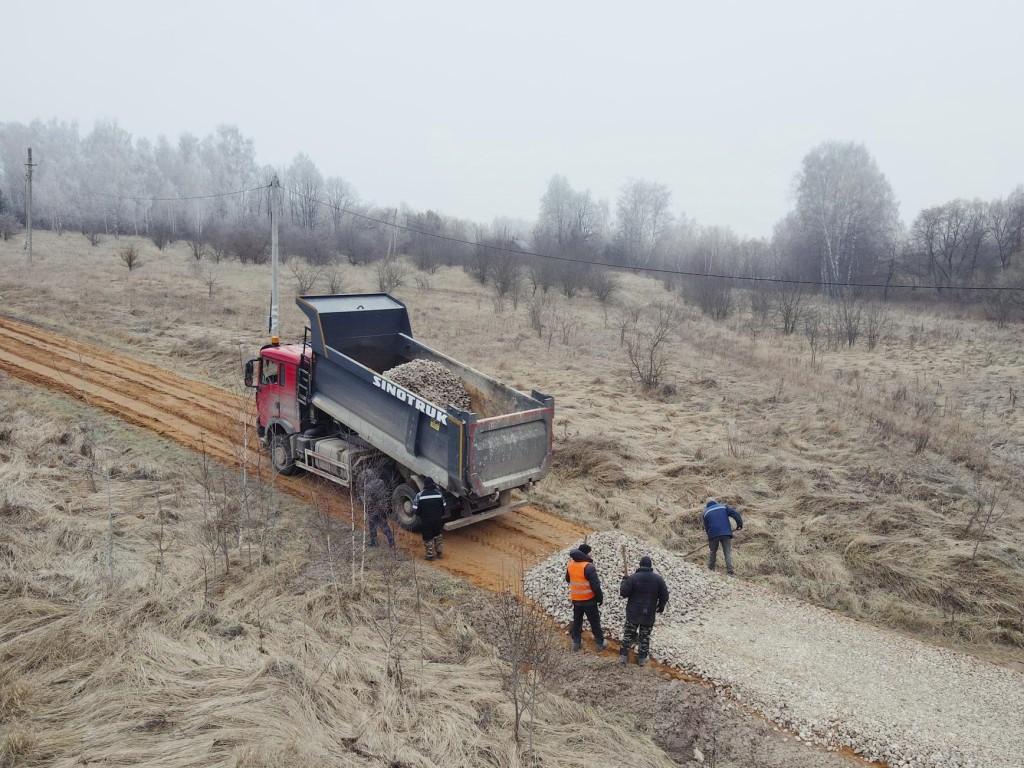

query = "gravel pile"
[383, 359, 471, 412]
[525, 530, 1024, 768]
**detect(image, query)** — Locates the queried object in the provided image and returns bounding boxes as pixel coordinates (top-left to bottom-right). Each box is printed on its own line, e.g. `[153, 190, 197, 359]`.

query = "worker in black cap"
[618, 555, 669, 666]
[565, 542, 606, 652]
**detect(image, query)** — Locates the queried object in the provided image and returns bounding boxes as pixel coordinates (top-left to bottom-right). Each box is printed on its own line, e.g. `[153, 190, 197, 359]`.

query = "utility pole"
[25, 148, 36, 263]
[270, 176, 280, 344]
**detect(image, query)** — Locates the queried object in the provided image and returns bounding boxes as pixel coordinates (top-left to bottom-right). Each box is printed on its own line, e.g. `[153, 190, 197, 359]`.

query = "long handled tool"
[621, 544, 629, 578]
[681, 528, 744, 559]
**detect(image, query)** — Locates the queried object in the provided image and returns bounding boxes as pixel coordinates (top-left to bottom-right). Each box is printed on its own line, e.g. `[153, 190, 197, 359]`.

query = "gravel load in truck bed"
[383, 359, 472, 412]
[526, 530, 1024, 768]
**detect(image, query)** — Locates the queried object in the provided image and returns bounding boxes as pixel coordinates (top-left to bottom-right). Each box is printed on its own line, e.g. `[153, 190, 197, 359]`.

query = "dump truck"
[244, 293, 554, 531]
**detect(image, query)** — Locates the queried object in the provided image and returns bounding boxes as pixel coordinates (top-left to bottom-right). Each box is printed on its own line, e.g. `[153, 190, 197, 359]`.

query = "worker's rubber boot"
[637, 655, 648, 667]
[618, 652, 628, 665]
[433, 535, 444, 559]
[595, 639, 607, 652]
[571, 638, 582, 652]
[424, 539, 436, 561]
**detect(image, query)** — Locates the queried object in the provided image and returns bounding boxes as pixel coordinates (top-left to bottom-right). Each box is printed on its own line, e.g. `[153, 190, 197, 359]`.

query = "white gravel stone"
[525, 530, 1024, 768]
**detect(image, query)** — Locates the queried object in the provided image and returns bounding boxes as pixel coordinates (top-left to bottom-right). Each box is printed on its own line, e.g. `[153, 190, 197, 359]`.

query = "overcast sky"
[7, 0, 1023, 237]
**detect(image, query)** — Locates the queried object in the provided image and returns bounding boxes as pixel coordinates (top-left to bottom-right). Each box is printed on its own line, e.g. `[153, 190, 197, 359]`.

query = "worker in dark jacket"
[618, 555, 669, 666]
[360, 473, 395, 548]
[703, 497, 743, 575]
[413, 477, 446, 560]
[565, 544, 606, 652]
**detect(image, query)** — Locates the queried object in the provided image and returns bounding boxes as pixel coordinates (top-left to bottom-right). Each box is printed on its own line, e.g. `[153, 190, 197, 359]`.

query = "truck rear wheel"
[391, 483, 422, 532]
[271, 433, 297, 476]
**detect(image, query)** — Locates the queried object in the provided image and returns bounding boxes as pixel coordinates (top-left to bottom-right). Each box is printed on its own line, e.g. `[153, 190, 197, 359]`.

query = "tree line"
[1, 120, 1022, 317]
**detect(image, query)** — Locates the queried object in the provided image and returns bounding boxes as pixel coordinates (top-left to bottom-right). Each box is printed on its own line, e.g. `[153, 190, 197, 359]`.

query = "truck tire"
[271, 433, 297, 476]
[391, 483, 422, 532]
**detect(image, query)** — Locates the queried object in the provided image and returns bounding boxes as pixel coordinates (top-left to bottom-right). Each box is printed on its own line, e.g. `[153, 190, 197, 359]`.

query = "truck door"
[256, 358, 300, 432]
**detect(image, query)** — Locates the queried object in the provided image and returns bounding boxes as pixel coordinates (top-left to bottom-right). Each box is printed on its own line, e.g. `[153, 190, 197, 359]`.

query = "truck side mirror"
[244, 359, 257, 388]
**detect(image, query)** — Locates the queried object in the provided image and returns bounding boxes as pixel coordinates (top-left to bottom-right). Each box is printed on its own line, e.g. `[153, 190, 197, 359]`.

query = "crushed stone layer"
[525, 530, 1024, 768]
[383, 359, 471, 412]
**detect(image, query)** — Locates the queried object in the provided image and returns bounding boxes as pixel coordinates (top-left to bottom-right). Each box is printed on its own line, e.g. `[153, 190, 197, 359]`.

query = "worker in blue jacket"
[703, 498, 743, 575]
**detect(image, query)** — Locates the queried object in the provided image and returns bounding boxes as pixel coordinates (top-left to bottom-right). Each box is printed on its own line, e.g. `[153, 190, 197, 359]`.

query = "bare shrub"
[492, 252, 524, 308]
[864, 303, 889, 350]
[186, 238, 208, 261]
[614, 301, 641, 347]
[771, 279, 806, 335]
[324, 264, 345, 294]
[289, 260, 321, 295]
[492, 572, 560, 747]
[625, 303, 677, 389]
[0, 213, 21, 241]
[527, 294, 553, 338]
[190, 260, 221, 298]
[748, 285, 772, 327]
[803, 311, 822, 365]
[588, 266, 620, 304]
[230, 228, 270, 265]
[376, 258, 410, 293]
[149, 221, 173, 251]
[85, 228, 103, 247]
[838, 297, 863, 347]
[558, 260, 588, 299]
[684, 275, 733, 320]
[119, 244, 142, 272]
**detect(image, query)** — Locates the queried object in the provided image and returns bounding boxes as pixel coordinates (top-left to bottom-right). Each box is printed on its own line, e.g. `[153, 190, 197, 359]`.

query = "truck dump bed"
[297, 294, 553, 498]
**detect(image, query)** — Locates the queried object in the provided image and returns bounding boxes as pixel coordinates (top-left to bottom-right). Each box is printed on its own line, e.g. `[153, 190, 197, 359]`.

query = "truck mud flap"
[443, 500, 528, 531]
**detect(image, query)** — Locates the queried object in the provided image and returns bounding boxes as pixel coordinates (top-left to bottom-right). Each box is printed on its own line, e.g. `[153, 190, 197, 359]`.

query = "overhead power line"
[64, 182, 266, 203]
[280, 185, 1019, 293]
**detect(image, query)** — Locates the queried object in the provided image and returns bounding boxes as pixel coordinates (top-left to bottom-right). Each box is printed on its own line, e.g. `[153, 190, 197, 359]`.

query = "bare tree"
[909, 200, 992, 294]
[613, 179, 673, 268]
[986, 188, 1024, 272]
[794, 141, 899, 295]
[491, 571, 560, 748]
[190, 259, 222, 298]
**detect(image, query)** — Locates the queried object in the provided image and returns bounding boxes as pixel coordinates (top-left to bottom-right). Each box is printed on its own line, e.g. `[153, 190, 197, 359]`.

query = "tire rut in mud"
[0, 315, 588, 591]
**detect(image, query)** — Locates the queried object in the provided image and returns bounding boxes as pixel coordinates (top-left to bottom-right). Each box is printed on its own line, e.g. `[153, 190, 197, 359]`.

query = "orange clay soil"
[0, 314, 588, 590]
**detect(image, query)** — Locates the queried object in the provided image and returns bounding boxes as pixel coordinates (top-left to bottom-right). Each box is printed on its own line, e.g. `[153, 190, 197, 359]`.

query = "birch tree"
[794, 141, 899, 295]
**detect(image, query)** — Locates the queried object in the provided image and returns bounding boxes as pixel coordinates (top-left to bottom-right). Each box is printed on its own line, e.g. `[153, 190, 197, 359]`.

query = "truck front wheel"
[271, 433, 297, 476]
[391, 483, 422, 532]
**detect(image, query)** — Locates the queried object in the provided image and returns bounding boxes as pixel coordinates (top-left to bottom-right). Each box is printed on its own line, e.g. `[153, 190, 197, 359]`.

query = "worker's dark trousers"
[620, 620, 653, 657]
[368, 514, 395, 547]
[708, 535, 734, 574]
[571, 602, 603, 642]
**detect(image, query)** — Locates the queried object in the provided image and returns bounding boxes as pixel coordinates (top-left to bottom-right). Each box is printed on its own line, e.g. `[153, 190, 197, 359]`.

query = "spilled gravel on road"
[526, 530, 1024, 768]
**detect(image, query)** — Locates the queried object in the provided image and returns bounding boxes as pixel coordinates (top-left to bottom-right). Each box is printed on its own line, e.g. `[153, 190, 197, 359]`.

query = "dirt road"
[0, 316, 587, 591]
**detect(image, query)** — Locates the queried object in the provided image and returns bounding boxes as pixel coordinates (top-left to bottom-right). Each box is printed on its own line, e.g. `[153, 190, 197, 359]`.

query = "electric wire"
[62, 182, 267, 203]
[278, 184, 1019, 293]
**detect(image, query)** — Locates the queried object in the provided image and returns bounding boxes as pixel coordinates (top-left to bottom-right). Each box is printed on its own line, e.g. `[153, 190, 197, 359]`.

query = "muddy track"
[0, 316, 588, 590]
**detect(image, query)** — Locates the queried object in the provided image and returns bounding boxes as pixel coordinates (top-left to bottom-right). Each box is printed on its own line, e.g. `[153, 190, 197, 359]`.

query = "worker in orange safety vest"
[565, 543, 606, 652]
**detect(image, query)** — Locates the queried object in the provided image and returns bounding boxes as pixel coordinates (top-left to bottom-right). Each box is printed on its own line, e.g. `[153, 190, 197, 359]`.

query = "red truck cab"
[246, 343, 303, 442]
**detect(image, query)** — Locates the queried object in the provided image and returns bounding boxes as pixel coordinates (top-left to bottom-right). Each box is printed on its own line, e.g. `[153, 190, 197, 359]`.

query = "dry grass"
[2, 230, 1024, 765]
[0, 383, 676, 766]
[2, 230, 1023, 669]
